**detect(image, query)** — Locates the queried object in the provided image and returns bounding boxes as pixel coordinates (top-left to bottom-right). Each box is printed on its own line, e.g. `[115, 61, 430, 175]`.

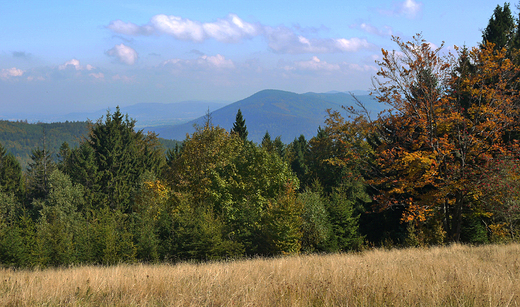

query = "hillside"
[144, 90, 383, 143]
[0, 120, 180, 169]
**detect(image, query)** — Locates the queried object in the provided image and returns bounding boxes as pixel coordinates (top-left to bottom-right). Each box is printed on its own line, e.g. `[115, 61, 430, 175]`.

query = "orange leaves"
[370, 35, 520, 240]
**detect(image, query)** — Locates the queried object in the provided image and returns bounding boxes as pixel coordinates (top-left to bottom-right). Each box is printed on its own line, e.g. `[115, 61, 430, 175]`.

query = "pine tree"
[231, 109, 248, 141]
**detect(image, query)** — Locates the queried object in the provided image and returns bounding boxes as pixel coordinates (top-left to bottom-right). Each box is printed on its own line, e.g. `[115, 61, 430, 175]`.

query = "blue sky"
[0, 0, 505, 116]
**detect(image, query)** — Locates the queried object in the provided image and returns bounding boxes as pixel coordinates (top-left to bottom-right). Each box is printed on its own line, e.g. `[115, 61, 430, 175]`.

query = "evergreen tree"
[84, 107, 164, 212]
[287, 135, 309, 188]
[67, 142, 100, 212]
[273, 136, 286, 158]
[482, 3, 515, 50]
[26, 147, 56, 206]
[261, 131, 274, 152]
[231, 109, 248, 141]
[0, 143, 23, 198]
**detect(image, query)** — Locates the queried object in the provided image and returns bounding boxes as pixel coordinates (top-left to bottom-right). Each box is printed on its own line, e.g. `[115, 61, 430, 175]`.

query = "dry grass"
[1, 244, 520, 306]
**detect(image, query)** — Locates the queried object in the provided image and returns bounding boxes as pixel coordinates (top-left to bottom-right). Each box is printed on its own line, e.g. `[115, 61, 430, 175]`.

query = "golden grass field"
[1, 243, 520, 306]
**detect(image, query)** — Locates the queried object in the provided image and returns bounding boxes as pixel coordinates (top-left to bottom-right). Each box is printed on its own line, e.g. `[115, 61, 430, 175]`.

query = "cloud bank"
[107, 14, 372, 54]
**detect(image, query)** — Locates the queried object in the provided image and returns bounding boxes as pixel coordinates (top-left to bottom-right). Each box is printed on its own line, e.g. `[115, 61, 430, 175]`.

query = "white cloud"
[265, 26, 371, 54]
[58, 59, 95, 71]
[401, 0, 422, 18]
[59, 59, 81, 70]
[106, 44, 138, 65]
[285, 56, 340, 71]
[354, 23, 393, 37]
[335, 38, 372, 52]
[281, 57, 377, 73]
[0, 67, 24, 79]
[150, 15, 206, 41]
[380, 0, 423, 19]
[114, 13, 262, 43]
[202, 14, 261, 43]
[107, 14, 371, 54]
[107, 19, 154, 36]
[162, 54, 235, 69]
[198, 54, 235, 69]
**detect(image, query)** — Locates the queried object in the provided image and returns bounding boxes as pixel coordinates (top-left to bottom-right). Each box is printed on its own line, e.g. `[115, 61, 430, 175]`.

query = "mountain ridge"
[144, 89, 383, 143]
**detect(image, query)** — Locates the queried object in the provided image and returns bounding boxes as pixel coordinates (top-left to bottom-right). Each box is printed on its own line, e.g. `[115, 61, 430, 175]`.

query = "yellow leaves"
[402, 200, 432, 223]
[489, 222, 508, 239]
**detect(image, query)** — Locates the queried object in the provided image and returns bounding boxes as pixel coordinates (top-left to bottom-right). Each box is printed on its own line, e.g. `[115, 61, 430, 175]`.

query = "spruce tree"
[0, 143, 23, 198]
[26, 148, 56, 203]
[231, 109, 248, 141]
[261, 131, 274, 152]
[482, 3, 515, 50]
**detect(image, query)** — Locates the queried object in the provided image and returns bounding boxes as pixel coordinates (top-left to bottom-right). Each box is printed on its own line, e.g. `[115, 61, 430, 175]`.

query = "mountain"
[144, 89, 383, 143]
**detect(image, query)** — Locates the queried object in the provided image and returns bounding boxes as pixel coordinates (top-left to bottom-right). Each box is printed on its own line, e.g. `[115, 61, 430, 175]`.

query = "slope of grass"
[1, 244, 519, 306]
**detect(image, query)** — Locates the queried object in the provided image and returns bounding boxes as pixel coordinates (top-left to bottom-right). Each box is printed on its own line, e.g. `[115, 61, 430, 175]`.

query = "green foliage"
[260, 186, 303, 255]
[0, 144, 23, 199]
[0, 193, 31, 267]
[299, 185, 331, 252]
[325, 181, 366, 251]
[286, 135, 309, 189]
[482, 3, 516, 51]
[83, 107, 165, 212]
[167, 120, 301, 257]
[25, 148, 56, 214]
[0, 121, 89, 170]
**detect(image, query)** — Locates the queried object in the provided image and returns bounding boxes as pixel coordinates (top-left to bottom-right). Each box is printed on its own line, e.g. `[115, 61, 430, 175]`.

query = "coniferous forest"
[2, 4, 520, 267]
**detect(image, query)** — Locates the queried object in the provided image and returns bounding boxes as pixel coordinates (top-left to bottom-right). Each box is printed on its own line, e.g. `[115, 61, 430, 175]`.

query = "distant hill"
[0, 120, 180, 169]
[144, 90, 383, 143]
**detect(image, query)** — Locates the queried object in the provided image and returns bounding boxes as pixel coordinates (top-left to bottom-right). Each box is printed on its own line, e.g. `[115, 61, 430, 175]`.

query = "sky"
[0, 0, 506, 117]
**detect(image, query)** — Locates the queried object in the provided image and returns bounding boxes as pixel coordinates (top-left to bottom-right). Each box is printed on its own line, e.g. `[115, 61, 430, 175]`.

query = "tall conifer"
[231, 109, 248, 141]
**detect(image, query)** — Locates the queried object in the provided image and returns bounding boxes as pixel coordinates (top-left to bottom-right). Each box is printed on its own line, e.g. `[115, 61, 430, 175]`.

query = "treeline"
[0, 120, 181, 170]
[0, 108, 366, 267]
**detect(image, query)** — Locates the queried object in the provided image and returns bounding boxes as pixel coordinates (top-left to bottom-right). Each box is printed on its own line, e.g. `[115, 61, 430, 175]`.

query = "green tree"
[261, 131, 274, 152]
[32, 169, 85, 267]
[83, 107, 164, 212]
[286, 135, 309, 189]
[298, 184, 331, 252]
[25, 147, 56, 214]
[482, 3, 516, 51]
[231, 109, 248, 141]
[168, 120, 301, 256]
[0, 143, 23, 199]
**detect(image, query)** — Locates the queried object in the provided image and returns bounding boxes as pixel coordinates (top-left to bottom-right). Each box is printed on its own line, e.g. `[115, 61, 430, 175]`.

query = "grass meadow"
[1, 243, 520, 306]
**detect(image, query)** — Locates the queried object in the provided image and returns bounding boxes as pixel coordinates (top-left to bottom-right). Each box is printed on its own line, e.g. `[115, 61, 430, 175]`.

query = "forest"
[1, 3, 520, 267]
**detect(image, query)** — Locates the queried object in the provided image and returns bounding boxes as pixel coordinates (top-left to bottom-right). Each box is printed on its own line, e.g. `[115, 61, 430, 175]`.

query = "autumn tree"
[371, 34, 520, 242]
